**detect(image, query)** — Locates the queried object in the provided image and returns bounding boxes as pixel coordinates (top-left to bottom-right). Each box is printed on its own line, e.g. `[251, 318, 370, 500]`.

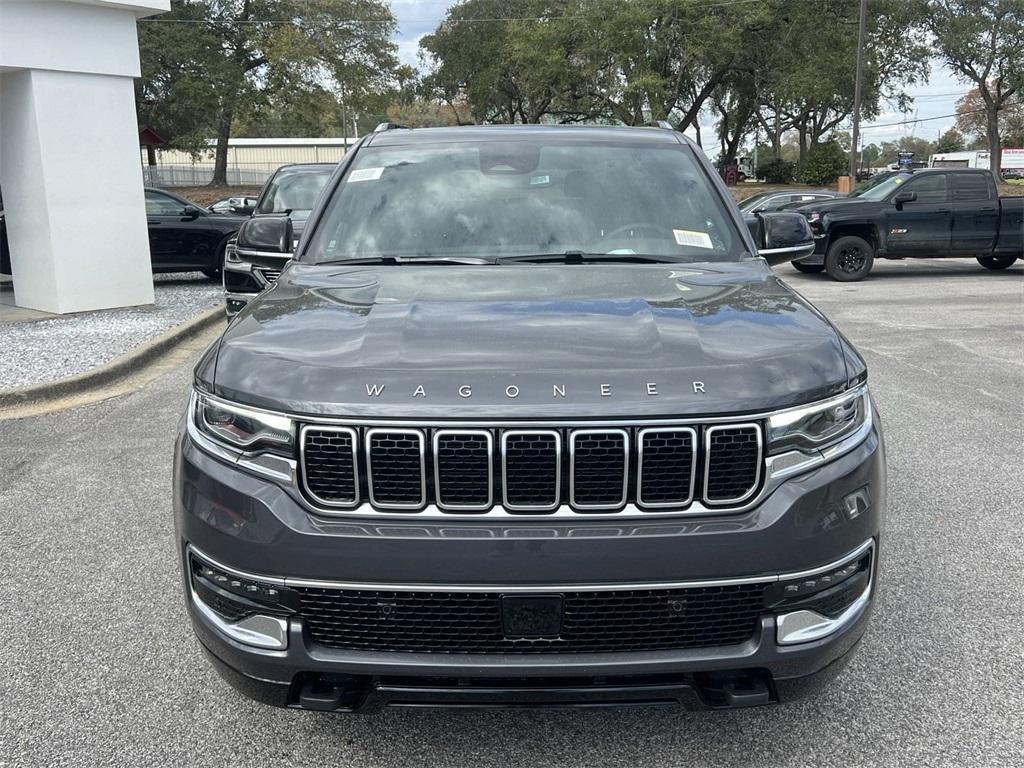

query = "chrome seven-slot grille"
[300, 422, 763, 514]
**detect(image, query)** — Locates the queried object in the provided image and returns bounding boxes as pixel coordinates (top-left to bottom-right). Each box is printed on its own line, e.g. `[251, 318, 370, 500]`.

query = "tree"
[955, 89, 1024, 148]
[934, 127, 965, 153]
[861, 143, 882, 168]
[420, 0, 569, 124]
[137, 0, 401, 184]
[929, 0, 1024, 178]
[385, 98, 474, 128]
[795, 139, 847, 185]
[756, 0, 929, 163]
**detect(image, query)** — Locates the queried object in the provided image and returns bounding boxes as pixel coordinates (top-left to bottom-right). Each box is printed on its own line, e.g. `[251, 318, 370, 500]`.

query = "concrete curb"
[0, 306, 223, 410]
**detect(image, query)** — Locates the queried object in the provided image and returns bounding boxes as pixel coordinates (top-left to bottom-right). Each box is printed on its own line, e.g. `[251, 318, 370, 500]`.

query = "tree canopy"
[137, 0, 404, 183]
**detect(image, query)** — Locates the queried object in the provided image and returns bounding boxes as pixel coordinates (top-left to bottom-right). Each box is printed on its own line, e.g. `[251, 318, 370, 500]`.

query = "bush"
[756, 158, 794, 184]
[795, 141, 847, 185]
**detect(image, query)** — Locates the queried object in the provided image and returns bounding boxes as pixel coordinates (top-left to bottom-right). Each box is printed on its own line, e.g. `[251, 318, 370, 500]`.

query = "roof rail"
[373, 122, 409, 132]
[647, 120, 674, 130]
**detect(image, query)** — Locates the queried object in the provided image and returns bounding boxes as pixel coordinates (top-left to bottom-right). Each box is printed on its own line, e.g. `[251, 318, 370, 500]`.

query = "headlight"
[224, 241, 241, 264]
[766, 385, 872, 477]
[192, 391, 293, 455]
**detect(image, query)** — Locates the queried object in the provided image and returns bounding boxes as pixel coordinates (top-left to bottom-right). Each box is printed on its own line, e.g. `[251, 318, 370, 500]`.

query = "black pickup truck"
[792, 169, 1024, 281]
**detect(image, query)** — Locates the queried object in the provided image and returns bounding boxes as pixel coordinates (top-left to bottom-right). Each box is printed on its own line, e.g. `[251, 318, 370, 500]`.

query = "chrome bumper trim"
[187, 538, 874, 595]
[190, 587, 289, 650]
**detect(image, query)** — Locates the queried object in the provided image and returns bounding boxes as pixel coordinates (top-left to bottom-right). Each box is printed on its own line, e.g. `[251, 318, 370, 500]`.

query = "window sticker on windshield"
[673, 229, 714, 249]
[347, 167, 385, 183]
[530, 174, 550, 185]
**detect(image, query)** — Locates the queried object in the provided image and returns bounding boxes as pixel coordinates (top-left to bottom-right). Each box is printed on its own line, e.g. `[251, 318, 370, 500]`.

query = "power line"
[860, 100, 1022, 131]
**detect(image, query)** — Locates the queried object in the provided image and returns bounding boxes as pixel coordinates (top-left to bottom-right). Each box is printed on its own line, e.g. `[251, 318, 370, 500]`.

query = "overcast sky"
[390, 1, 970, 157]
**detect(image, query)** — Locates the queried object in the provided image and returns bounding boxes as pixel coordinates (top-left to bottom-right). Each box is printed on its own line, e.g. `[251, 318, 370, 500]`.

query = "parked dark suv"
[174, 124, 885, 713]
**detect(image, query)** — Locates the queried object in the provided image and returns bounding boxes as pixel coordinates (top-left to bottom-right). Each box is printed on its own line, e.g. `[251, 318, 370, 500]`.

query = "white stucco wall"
[0, 0, 170, 314]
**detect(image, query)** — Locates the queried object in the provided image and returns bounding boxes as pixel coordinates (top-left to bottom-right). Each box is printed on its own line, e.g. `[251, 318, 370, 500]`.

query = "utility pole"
[848, 0, 868, 180]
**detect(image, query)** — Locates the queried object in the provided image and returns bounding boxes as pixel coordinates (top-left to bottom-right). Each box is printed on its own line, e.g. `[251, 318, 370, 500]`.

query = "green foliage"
[934, 128, 965, 153]
[137, 0, 402, 181]
[929, 0, 1023, 176]
[795, 140, 847, 185]
[756, 159, 795, 184]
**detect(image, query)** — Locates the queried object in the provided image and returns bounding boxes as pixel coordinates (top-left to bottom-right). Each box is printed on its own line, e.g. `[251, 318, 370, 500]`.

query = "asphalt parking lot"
[0, 258, 1021, 767]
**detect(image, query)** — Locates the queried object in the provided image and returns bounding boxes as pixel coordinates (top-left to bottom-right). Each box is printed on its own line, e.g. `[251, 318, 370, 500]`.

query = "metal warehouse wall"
[141, 139, 353, 187]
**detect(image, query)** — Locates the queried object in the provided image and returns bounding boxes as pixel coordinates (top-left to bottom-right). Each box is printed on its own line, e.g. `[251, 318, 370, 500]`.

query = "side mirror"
[182, 205, 203, 219]
[892, 190, 916, 208]
[236, 216, 294, 267]
[752, 211, 815, 266]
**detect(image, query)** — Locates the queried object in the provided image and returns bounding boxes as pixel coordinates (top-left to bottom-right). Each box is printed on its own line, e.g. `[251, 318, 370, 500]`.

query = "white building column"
[0, 0, 169, 314]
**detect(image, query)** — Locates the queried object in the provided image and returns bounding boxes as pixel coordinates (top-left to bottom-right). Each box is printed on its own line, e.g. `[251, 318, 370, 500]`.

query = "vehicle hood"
[803, 197, 880, 215]
[211, 262, 852, 418]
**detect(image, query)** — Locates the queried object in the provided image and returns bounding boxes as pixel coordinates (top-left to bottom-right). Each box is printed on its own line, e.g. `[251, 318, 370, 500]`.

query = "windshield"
[305, 139, 739, 263]
[257, 168, 332, 214]
[850, 173, 903, 198]
[857, 175, 909, 201]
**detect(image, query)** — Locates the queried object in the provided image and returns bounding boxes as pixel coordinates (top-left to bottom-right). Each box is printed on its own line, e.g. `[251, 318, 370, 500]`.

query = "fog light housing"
[188, 552, 297, 650]
[769, 541, 874, 645]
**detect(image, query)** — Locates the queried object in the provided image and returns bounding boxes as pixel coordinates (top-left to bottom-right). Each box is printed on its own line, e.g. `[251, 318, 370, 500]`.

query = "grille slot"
[637, 428, 696, 507]
[502, 430, 561, 511]
[301, 426, 358, 506]
[366, 429, 426, 508]
[433, 430, 493, 511]
[570, 429, 629, 510]
[295, 583, 766, 654]
[704, 424, 762, 504]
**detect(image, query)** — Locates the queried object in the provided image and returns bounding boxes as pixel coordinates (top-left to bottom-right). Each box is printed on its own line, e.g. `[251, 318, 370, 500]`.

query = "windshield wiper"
[496, 251, 685, 264]
[315, 256, 496, 266]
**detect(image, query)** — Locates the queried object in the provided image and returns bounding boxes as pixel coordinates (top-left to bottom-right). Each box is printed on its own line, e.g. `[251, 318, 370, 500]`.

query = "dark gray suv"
[174, 124, 885, 713]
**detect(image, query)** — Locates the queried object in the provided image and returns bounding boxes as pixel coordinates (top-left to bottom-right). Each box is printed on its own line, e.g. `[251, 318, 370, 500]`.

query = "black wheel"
[825, 236, 874, 282]
[976, 254, 1018, 270]
[792, 261, 825, 274]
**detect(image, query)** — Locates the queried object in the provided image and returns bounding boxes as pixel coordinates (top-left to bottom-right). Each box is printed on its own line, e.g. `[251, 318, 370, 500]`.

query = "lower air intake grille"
[705, 425, 762, 503]
[295, 583, 767, 654]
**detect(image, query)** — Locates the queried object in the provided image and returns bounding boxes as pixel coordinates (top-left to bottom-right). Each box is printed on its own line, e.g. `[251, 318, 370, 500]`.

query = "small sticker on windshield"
[530, 174, 551, 185]
[673, 229, 714, 249]
[347, 167, 385, 182]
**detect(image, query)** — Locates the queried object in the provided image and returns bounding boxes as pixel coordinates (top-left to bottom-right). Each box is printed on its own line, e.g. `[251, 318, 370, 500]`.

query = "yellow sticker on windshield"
[673, 229, 714, 249]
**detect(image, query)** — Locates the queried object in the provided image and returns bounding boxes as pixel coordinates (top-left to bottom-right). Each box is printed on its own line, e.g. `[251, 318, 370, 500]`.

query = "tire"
[825, 236, 874, 282]
[976, 254, 1018, 270]
[203, 239, 231, 280]
[792, 261, 825, 274]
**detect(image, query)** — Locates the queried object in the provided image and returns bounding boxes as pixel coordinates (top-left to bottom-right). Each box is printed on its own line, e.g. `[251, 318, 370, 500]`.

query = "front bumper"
[174, 422, 885, 712]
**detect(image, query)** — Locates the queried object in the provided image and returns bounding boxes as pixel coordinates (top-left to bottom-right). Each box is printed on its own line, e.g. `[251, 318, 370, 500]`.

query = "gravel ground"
[0, 273, 221, 389]
[0, 258, 1021, 767]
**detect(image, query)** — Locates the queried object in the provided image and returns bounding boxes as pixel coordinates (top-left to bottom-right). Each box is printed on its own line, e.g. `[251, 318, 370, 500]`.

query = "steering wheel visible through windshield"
[304, 138, 740, 263]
